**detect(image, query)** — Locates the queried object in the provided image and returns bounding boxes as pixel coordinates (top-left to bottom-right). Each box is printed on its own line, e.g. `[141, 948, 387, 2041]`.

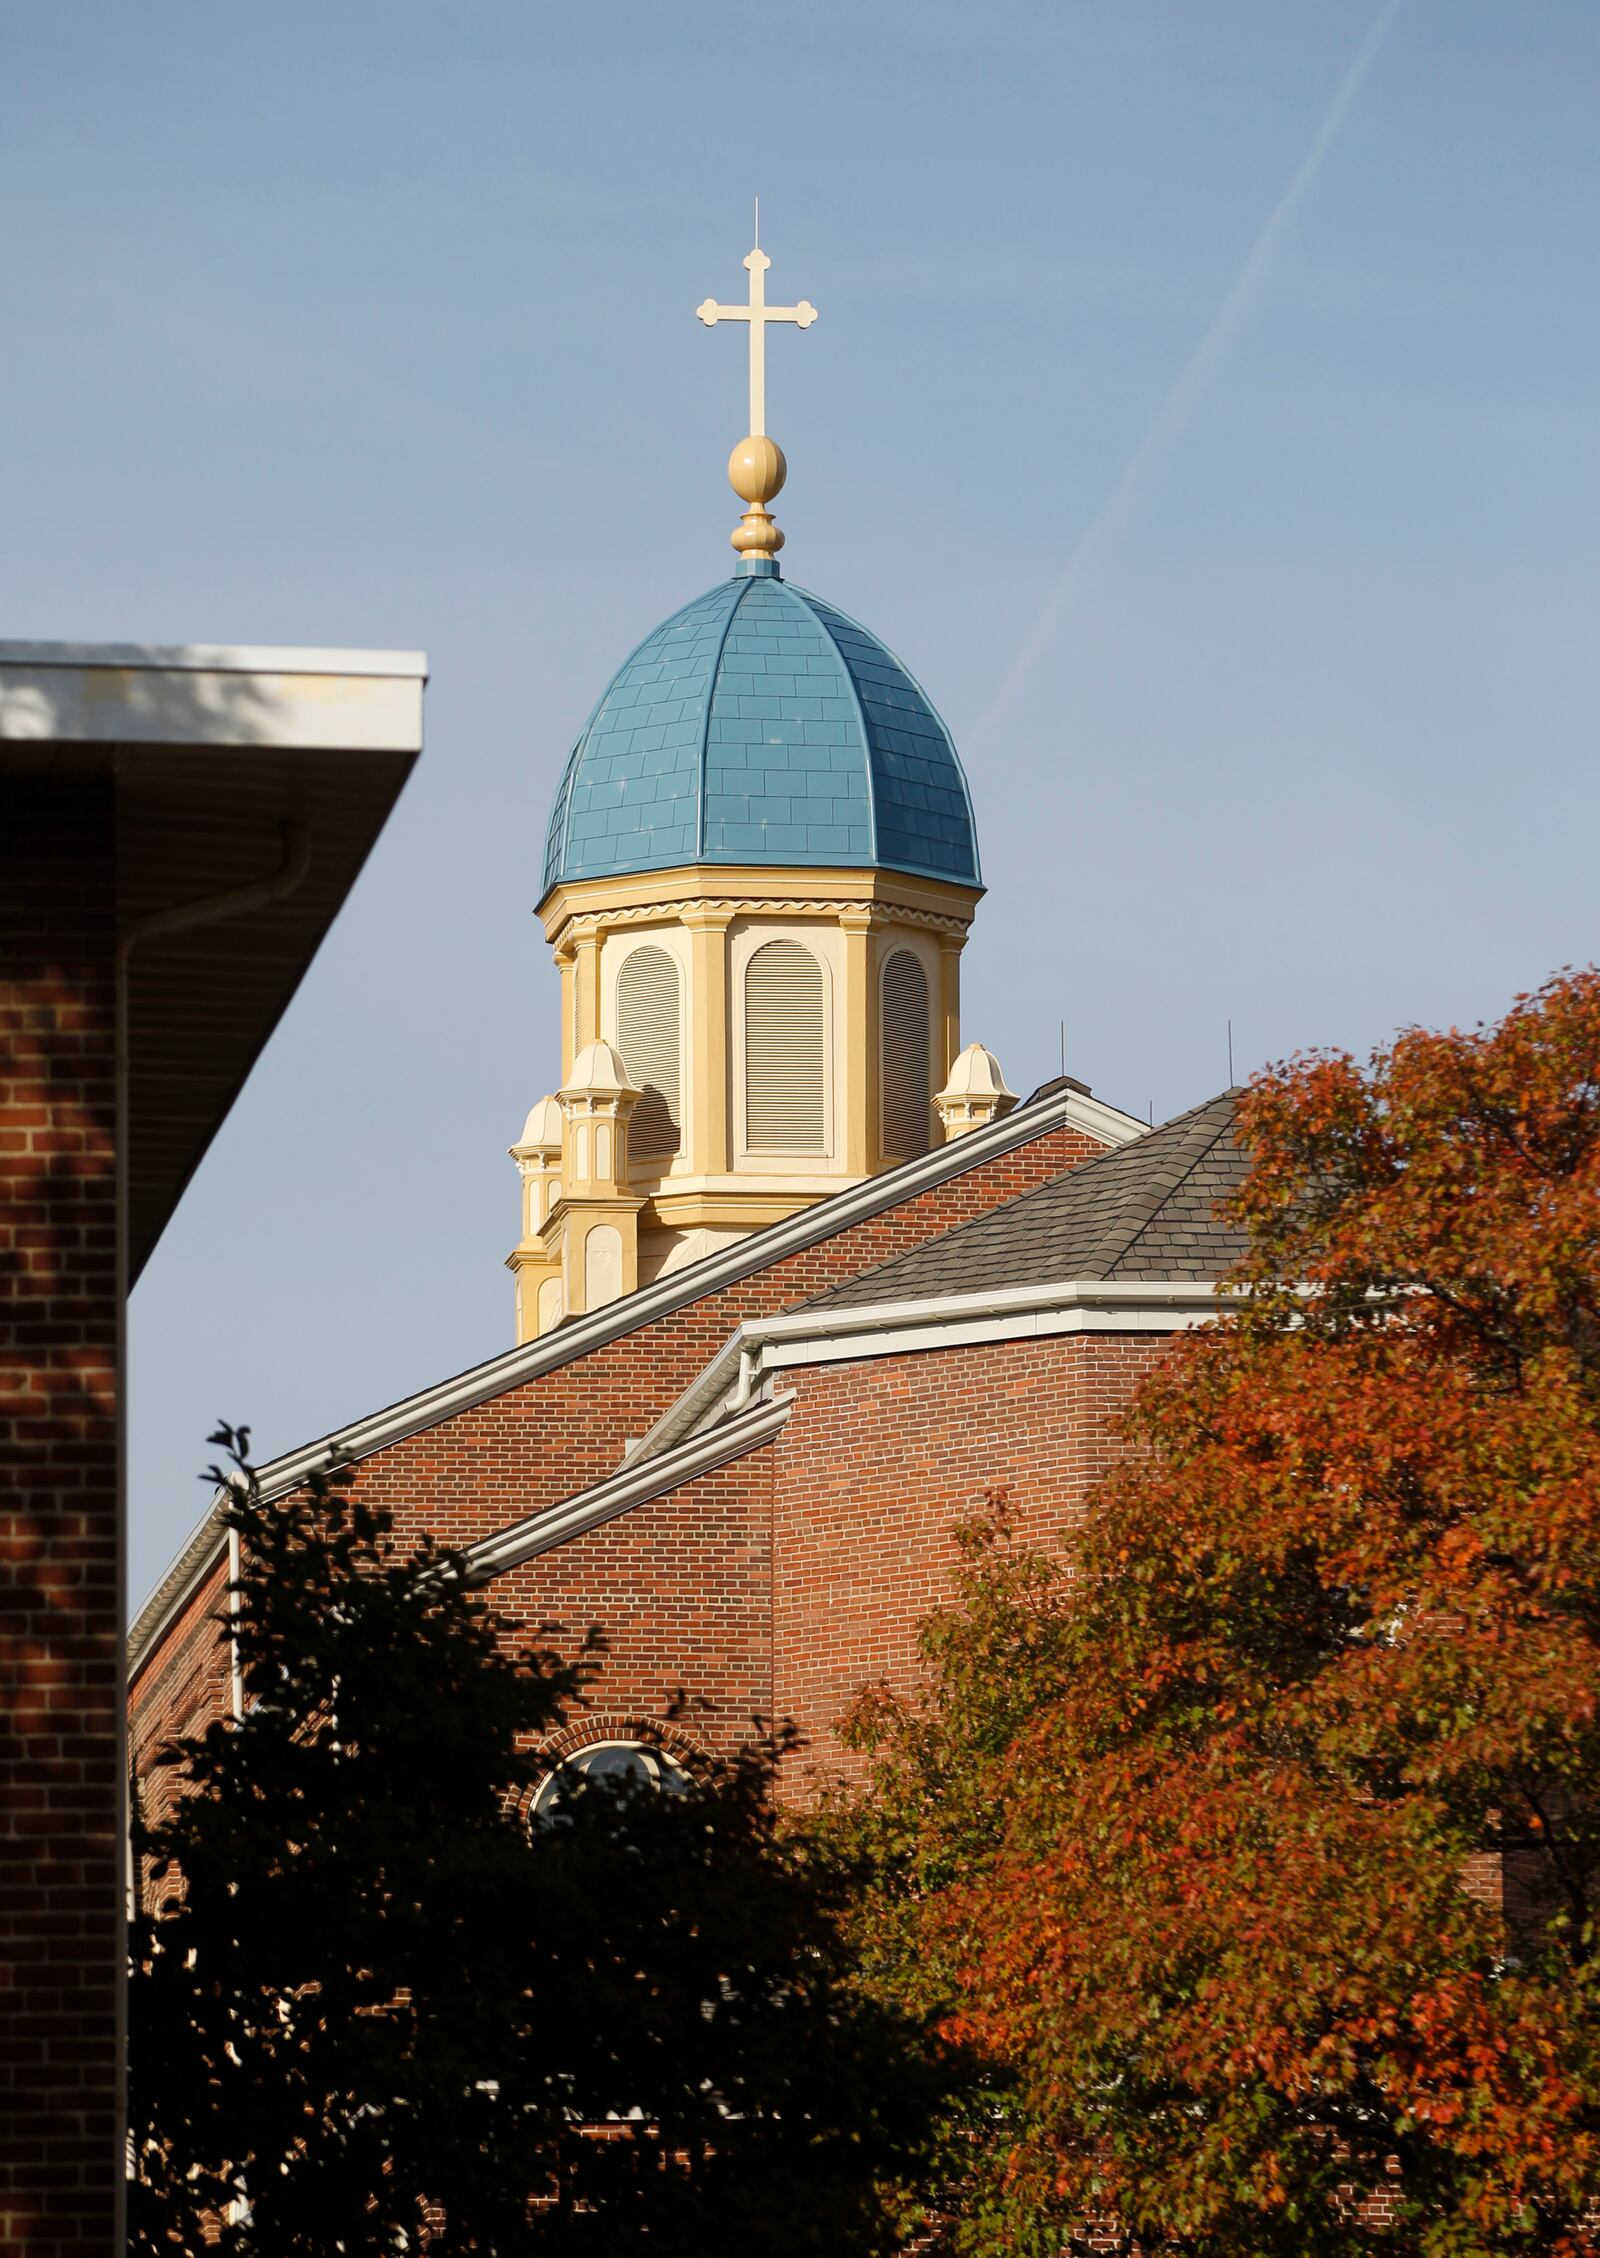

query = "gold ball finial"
[728, 434, 787, 559]
[728, 434, 786, 506]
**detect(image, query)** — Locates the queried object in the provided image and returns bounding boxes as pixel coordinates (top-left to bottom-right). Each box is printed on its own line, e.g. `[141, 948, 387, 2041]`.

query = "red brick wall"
[475, 1329, 1173, 1796]
[492, 1449, 775, 1767]
[0, 784, 121, 2258]
[129, 1118, 1113, 1769]
[770, 1333, 1170, 1792]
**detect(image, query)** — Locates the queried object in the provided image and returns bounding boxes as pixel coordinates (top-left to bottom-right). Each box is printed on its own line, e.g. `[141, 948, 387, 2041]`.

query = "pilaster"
[938, 933, 963, 1083]
[572, 928, 601, 1054]
[839, 906, 874, 1178]
[682, 906, 734, 1177]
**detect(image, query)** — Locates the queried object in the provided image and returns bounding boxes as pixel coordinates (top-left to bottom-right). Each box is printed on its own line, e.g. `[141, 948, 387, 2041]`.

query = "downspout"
[117, 818, 312, 968]
[726, 1340, 762, 1412]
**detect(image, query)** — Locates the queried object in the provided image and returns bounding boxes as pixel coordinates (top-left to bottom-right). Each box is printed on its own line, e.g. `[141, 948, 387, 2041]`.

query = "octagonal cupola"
[507, 232, 1008, 1340]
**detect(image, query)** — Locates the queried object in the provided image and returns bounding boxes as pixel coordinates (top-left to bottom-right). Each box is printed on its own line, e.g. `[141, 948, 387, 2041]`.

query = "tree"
[130, 1432, 944, 2256]
[838, 971, 1600, 2254]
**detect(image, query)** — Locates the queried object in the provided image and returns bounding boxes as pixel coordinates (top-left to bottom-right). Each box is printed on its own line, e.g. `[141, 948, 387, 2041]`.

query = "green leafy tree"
[839, 972, 1600, 2254]
[130, 1432, 944, 2256]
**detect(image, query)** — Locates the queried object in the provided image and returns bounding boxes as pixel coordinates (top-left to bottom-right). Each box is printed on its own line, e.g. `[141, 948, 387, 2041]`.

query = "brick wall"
[770, 1333, 1169, 1791]
[0, 784, 121, 2258]
[471, 1329, 1170, 1795]
[129, 1119, 1111, 1772]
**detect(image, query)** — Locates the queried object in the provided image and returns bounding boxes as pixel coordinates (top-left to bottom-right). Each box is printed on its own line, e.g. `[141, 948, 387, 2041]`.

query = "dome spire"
[695, 225, 817, 567]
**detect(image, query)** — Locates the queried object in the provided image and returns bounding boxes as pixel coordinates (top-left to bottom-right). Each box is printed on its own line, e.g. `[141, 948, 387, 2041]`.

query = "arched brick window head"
[531, 1740, 687, 1825]
[616, 944, 682, 1160]
[881, 947, 932, 1159]
[745, 938, 825, 1153]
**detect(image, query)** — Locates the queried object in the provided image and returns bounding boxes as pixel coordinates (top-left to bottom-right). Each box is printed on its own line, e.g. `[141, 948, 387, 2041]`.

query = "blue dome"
[541, 569, 981, 897]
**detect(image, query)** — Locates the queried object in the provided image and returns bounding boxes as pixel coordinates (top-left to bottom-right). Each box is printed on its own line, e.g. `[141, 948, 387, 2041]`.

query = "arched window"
[616, 944, 682, 1161]
[531, 1741, 687, 1826]
[880, 947, 932, 1159]
[744, 938, 825, 1153]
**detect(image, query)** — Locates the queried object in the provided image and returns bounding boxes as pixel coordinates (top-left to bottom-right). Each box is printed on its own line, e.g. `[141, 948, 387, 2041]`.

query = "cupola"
[507, 233, 1005, 1339]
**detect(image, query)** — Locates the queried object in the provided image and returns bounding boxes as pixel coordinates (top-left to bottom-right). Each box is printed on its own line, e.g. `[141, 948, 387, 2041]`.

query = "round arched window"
[530, 1740, 687, 1825]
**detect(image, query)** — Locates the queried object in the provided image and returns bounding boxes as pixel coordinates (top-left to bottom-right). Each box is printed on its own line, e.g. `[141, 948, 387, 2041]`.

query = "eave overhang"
[1, 640, 427, 1281]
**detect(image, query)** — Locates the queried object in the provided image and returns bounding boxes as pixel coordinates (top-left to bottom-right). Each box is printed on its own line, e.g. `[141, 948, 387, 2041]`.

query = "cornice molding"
[553, 895, 973, 945]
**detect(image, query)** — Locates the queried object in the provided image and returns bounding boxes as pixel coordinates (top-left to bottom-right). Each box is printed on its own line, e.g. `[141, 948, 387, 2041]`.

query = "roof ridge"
[791, 580, 980, 889]
[794, 1089, 1236, 1313]
[542, 577, 742, 899]
[1092, 1093, 1240, 1278]
[695, 574, 753, 861]
[791, 581, 879, 864]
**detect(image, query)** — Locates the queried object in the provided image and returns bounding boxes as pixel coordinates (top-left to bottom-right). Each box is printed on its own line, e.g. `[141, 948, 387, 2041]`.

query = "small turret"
[506, 1095, 566, 1344]
[935, 1043, 1016, 1139]
[536, 1042, 645, 1323]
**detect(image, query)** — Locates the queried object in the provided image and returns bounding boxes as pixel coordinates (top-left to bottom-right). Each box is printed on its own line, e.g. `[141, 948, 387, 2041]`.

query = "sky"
[4, 2, 1595, 1605]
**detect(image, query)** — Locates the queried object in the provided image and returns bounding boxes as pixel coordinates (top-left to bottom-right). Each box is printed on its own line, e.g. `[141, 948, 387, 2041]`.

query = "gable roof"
[800, 1090, 1247, 1313]
[128, 1077, 1144, 1676]
[459, 1099, 1249, 1584]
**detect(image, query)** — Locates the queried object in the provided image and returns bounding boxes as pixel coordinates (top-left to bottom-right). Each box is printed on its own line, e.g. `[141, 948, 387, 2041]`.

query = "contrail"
[971, 0, 1401, 749]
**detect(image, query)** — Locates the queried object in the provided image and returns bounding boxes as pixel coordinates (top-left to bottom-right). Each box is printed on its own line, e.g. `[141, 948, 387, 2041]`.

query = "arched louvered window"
[744, 939, 826, 1154]
[616, 944, 682, 1161]
[880, 948, 932, 1159]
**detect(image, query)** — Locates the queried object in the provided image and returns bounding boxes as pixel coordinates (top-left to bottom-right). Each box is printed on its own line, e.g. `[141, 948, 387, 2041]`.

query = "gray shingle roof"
[800, 1090, 1249, 1312]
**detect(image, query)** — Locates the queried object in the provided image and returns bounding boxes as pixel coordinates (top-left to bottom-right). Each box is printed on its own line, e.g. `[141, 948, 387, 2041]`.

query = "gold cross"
[696, 245, 817, 439]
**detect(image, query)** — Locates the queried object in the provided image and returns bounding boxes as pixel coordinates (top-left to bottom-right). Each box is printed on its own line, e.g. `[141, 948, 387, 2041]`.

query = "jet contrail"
[972, 0, 1401, 749]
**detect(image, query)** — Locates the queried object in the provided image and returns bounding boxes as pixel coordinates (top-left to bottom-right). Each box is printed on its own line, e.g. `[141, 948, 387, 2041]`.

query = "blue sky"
[5, 3, 1593, 1602]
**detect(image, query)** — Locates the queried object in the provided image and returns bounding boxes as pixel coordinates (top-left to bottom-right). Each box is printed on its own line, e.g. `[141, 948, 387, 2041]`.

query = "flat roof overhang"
[0, 641, 427, 1281]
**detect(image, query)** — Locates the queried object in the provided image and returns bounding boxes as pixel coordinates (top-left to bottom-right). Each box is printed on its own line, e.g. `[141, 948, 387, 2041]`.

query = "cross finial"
[696, 231, 818, 564]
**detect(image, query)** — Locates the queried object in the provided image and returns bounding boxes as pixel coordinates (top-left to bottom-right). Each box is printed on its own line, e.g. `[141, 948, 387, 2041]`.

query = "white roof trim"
[464, 1392, 795, 1583]
[128, 1084, 1143, 1677]
[0, 640, 428, 677]
[466, 1280, 1225, 1585]
[626, 1277, 1227, 1471]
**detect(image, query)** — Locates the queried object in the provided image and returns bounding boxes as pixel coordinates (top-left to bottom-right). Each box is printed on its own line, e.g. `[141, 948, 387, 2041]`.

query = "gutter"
[627, 1276, 1228, 1469]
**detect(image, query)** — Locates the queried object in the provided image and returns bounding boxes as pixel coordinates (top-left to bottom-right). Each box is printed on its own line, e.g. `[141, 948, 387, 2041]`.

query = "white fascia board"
[753, 1276, 1225, 1347]
[0, 640, 429, 677]
[628, 1278, 1227, 1466]
[760, 1287, 1217, 1369]
[127, 1086, 1141, 1674]
[465, 1393, 795, 1584]
[1043, 1088, 1150, 1151]
[0, 650, 427, 753]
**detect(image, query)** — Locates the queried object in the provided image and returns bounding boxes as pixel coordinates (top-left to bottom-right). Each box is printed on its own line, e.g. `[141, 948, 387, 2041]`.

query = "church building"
[129, 241, 1246, 1805]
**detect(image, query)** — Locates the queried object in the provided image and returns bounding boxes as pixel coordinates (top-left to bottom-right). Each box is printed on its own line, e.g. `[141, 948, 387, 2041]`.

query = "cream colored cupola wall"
[507, 232, 1009, 1343]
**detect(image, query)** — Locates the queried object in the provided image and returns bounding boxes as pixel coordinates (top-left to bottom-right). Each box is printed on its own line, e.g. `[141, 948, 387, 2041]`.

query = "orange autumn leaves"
[846, 972, 1600, 2255]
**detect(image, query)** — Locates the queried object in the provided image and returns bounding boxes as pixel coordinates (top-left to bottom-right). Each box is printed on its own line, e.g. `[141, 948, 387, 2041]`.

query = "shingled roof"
[801, 1090, 1249, 1312]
